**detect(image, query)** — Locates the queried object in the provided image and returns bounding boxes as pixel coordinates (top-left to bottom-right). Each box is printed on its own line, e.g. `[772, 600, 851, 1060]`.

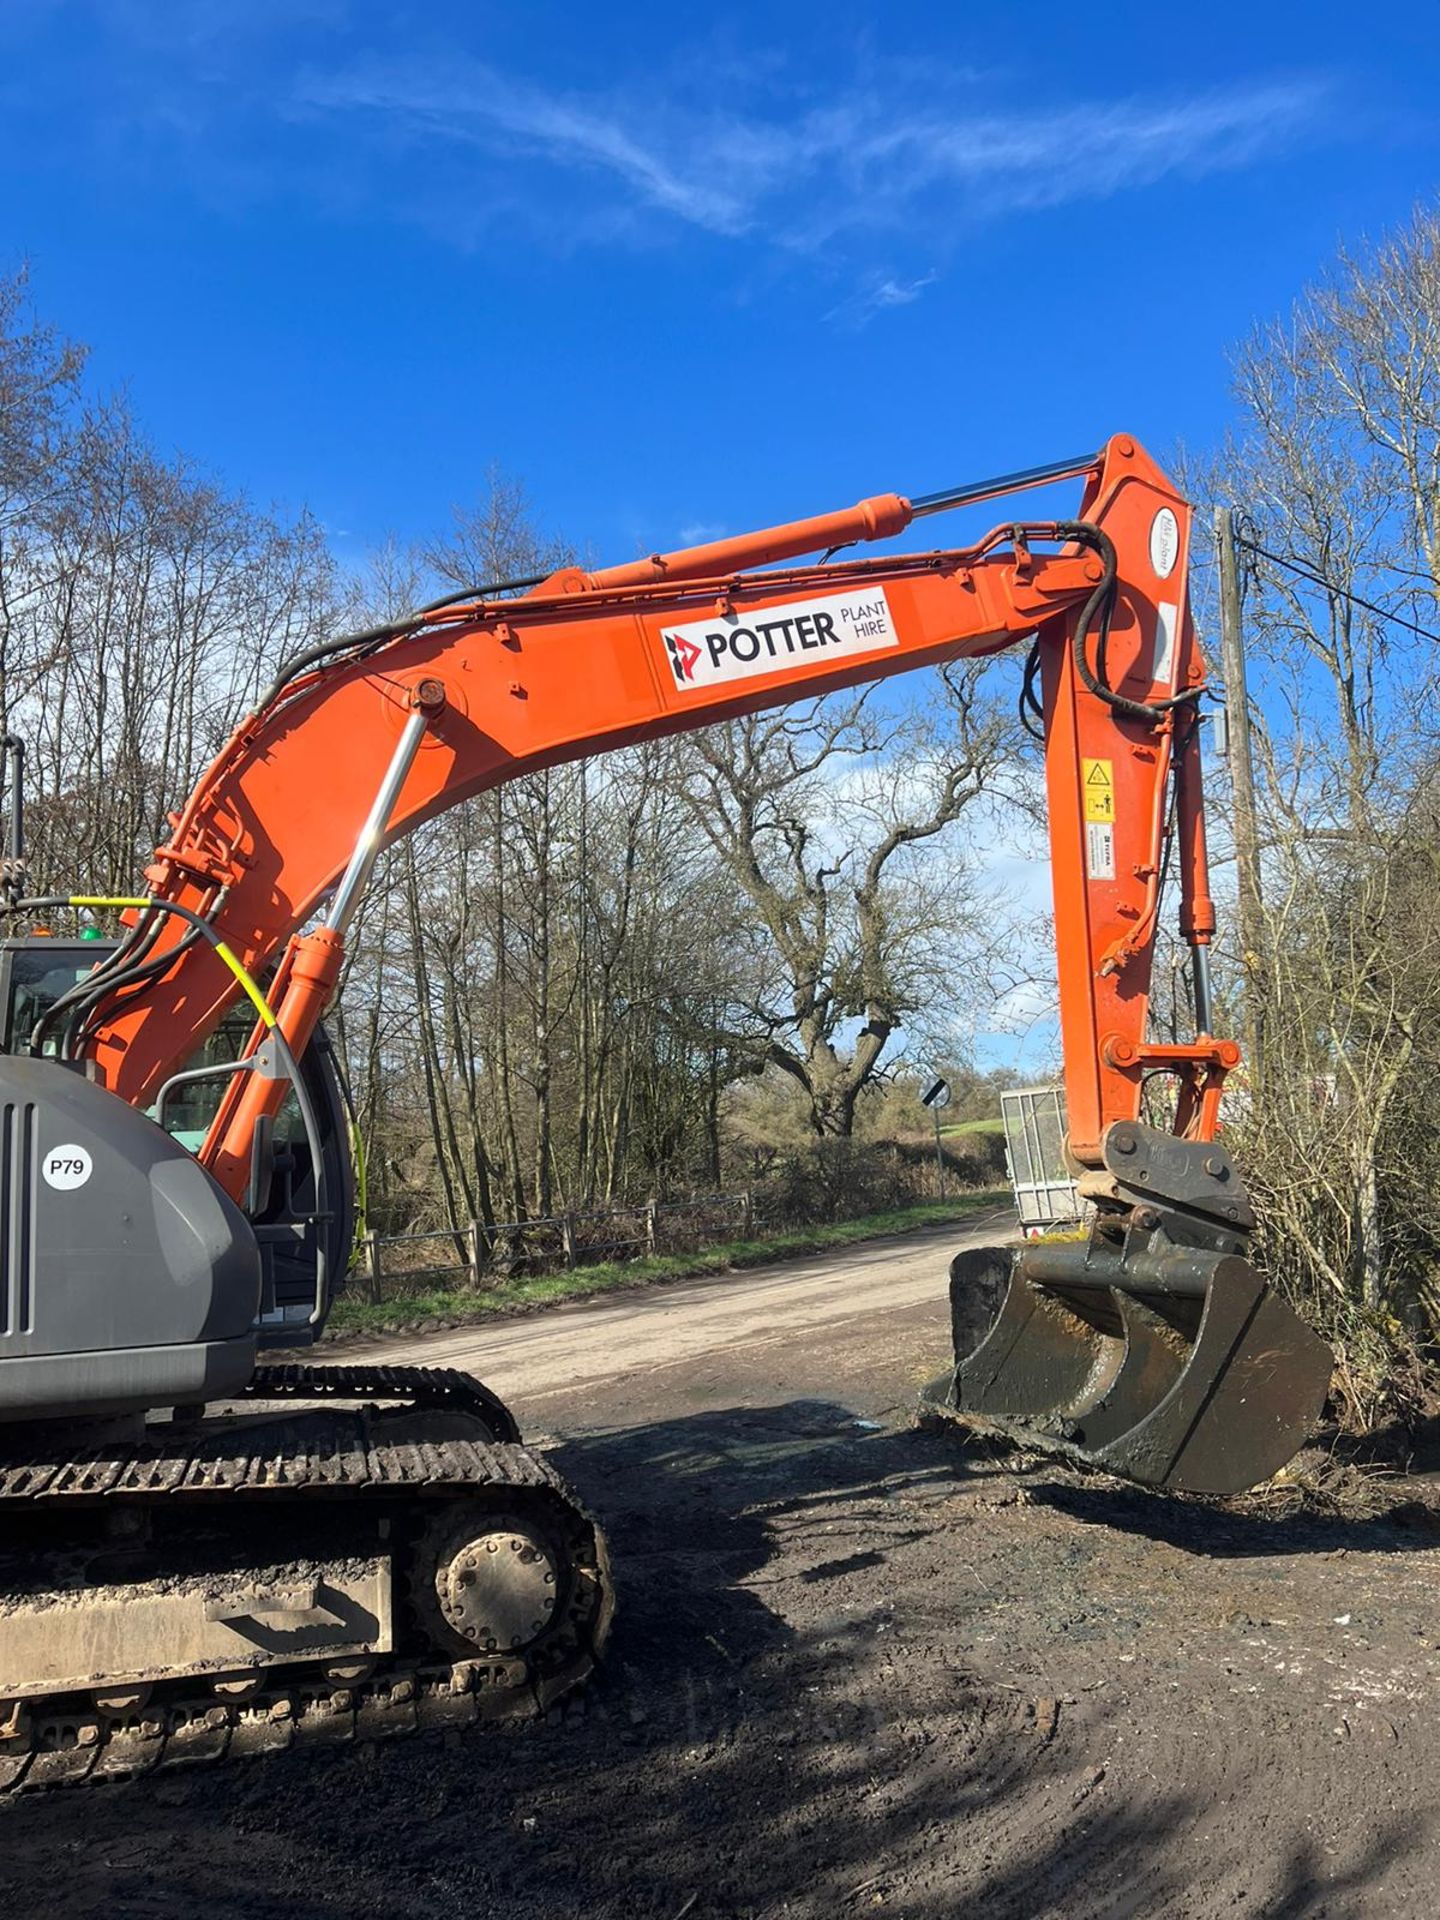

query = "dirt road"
[5, 1219, 1440, 1918]
[346, 1209, 1015, 1406]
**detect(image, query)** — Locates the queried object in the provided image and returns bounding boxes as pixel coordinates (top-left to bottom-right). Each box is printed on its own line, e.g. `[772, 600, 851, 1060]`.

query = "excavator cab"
[137, 1000, 358, 1346]
[0, 930, 356, 1350]
[0, 931, 117, 1053]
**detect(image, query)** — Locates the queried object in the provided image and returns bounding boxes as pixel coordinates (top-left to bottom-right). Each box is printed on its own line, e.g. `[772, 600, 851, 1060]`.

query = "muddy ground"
[3, 1244, 1440, 1918]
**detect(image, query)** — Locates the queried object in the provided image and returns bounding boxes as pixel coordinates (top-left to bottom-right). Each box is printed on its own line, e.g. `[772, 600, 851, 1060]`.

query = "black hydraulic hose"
[1058, 521, 1203, 726]
[12, 893, 283, 1066]
[258, 623, 416, 715]
[1005, 521, 1203, 742]
[1019, 639, 1045, 741]
[65, 923, 209, 1061]
[259, 570, 547, 713]
[30, 903, 160, 1057]
[30, 934, 131, 1059]
[28, 907, 205, 1060]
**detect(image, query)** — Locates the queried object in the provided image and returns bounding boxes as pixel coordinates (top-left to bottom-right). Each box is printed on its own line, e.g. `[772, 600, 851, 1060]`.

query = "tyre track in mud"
[552, 1394, 1440, 1919]
[3, 1223, 1440, 1916]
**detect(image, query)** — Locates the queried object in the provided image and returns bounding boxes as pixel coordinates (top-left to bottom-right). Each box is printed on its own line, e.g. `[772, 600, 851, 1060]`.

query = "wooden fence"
[356, 1190, 759, 1302]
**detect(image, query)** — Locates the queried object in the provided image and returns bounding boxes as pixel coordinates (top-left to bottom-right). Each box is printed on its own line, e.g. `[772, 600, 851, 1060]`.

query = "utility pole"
[1214, 507, 1265, 1085]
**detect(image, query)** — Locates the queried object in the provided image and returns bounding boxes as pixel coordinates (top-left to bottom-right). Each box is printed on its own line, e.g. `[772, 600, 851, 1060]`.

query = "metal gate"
[1000, 1086, 1082, 1234]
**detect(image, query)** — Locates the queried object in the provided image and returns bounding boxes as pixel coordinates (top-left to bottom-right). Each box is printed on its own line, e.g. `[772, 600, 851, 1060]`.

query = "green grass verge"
[326, 1190, 1009, 1339]
[939, 1116, 1006, 1137]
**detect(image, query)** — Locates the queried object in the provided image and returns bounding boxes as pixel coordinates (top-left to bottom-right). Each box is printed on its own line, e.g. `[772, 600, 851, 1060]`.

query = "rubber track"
[0, 1363, 529, 1504]
[0, 1638, 569, 1795]
[247, 1361, 522, 1442]
[0, 1366, 612, 1792]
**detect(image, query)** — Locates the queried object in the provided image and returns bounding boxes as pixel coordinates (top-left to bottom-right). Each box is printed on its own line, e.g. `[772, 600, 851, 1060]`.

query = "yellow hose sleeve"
[66, 896, 277, 1030]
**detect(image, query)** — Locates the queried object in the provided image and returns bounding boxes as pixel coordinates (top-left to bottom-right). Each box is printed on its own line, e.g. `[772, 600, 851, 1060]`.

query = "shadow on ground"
[0, 1402, 1428, 1919]
[1027, 1464, 1440, 1562]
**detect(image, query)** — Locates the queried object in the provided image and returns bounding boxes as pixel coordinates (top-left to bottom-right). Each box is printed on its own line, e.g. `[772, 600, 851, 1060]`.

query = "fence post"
[363, 1230, 382, 1304]
[561, 1214, 576, 1269]
[741, 1188, 754, 1238]
[645, 1199, 658, 1256]
[467, 1218, 483, 1289]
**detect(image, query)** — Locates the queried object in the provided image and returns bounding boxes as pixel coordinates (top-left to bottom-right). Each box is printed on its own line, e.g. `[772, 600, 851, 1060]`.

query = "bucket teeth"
[928, 1243, 1331, 1496]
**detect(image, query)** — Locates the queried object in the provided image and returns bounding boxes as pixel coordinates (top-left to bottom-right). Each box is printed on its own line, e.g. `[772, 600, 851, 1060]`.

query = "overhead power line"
[1236, 536, 1440, 647]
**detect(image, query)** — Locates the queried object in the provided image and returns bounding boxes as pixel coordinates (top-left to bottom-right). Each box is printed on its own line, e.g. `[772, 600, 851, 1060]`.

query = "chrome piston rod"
[1191, 942, 1215, 1036]
[328, 708, 430, 935]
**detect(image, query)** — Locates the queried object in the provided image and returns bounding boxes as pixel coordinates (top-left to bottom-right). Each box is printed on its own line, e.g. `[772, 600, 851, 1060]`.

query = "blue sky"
[4, 0, 1439, 573]
[7, 1, 1437, 1076]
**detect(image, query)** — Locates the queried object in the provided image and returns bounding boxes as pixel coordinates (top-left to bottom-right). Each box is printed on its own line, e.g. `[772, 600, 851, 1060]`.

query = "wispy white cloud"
[825, 271, 938, 330]
[18, 12, 1335, 329]
[293, 56, 1331, 260]
[296, 59, 754, 236]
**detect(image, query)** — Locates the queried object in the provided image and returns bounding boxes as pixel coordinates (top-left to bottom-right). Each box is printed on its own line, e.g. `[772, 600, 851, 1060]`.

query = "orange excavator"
[0, 435, 1330, 1787]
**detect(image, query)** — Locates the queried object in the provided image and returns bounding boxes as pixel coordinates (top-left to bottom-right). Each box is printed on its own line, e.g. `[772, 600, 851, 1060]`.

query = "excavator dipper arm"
[75, 434, 1227, 1204]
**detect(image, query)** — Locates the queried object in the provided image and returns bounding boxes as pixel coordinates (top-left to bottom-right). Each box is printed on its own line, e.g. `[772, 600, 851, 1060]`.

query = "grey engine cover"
[0, 1056, 260, 1421]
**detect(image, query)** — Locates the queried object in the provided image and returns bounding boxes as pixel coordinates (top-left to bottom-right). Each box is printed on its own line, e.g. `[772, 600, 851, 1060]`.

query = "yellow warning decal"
[1082, 758, 1114, 823]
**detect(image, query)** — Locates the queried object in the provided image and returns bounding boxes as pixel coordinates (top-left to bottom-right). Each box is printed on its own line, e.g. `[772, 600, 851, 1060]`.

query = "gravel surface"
[3, 1226, 1439, 1918]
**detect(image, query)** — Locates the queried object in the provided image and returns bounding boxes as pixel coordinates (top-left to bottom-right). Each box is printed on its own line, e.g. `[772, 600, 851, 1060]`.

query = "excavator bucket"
[924, 1238, 1331, 1494]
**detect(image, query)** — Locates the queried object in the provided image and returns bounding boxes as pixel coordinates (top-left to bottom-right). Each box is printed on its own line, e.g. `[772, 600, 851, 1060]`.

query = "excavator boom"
[83, 436, 1223, 1169]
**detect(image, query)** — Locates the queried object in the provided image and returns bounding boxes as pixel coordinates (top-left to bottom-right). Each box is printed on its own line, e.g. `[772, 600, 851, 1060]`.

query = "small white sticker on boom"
[1086, 821, 1116, 881]
[1149, 507, 1180, 580]
[661, 587, 899, 692]
[43, 1144, 93, 1191]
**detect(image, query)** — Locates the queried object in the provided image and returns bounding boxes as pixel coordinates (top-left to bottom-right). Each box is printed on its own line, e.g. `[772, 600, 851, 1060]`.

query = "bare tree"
[676, 667, 1009, 1136]
[1196, 204, 1440, 1407]
[0, 270, 87, 740]
[13, 391, 334, 895]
